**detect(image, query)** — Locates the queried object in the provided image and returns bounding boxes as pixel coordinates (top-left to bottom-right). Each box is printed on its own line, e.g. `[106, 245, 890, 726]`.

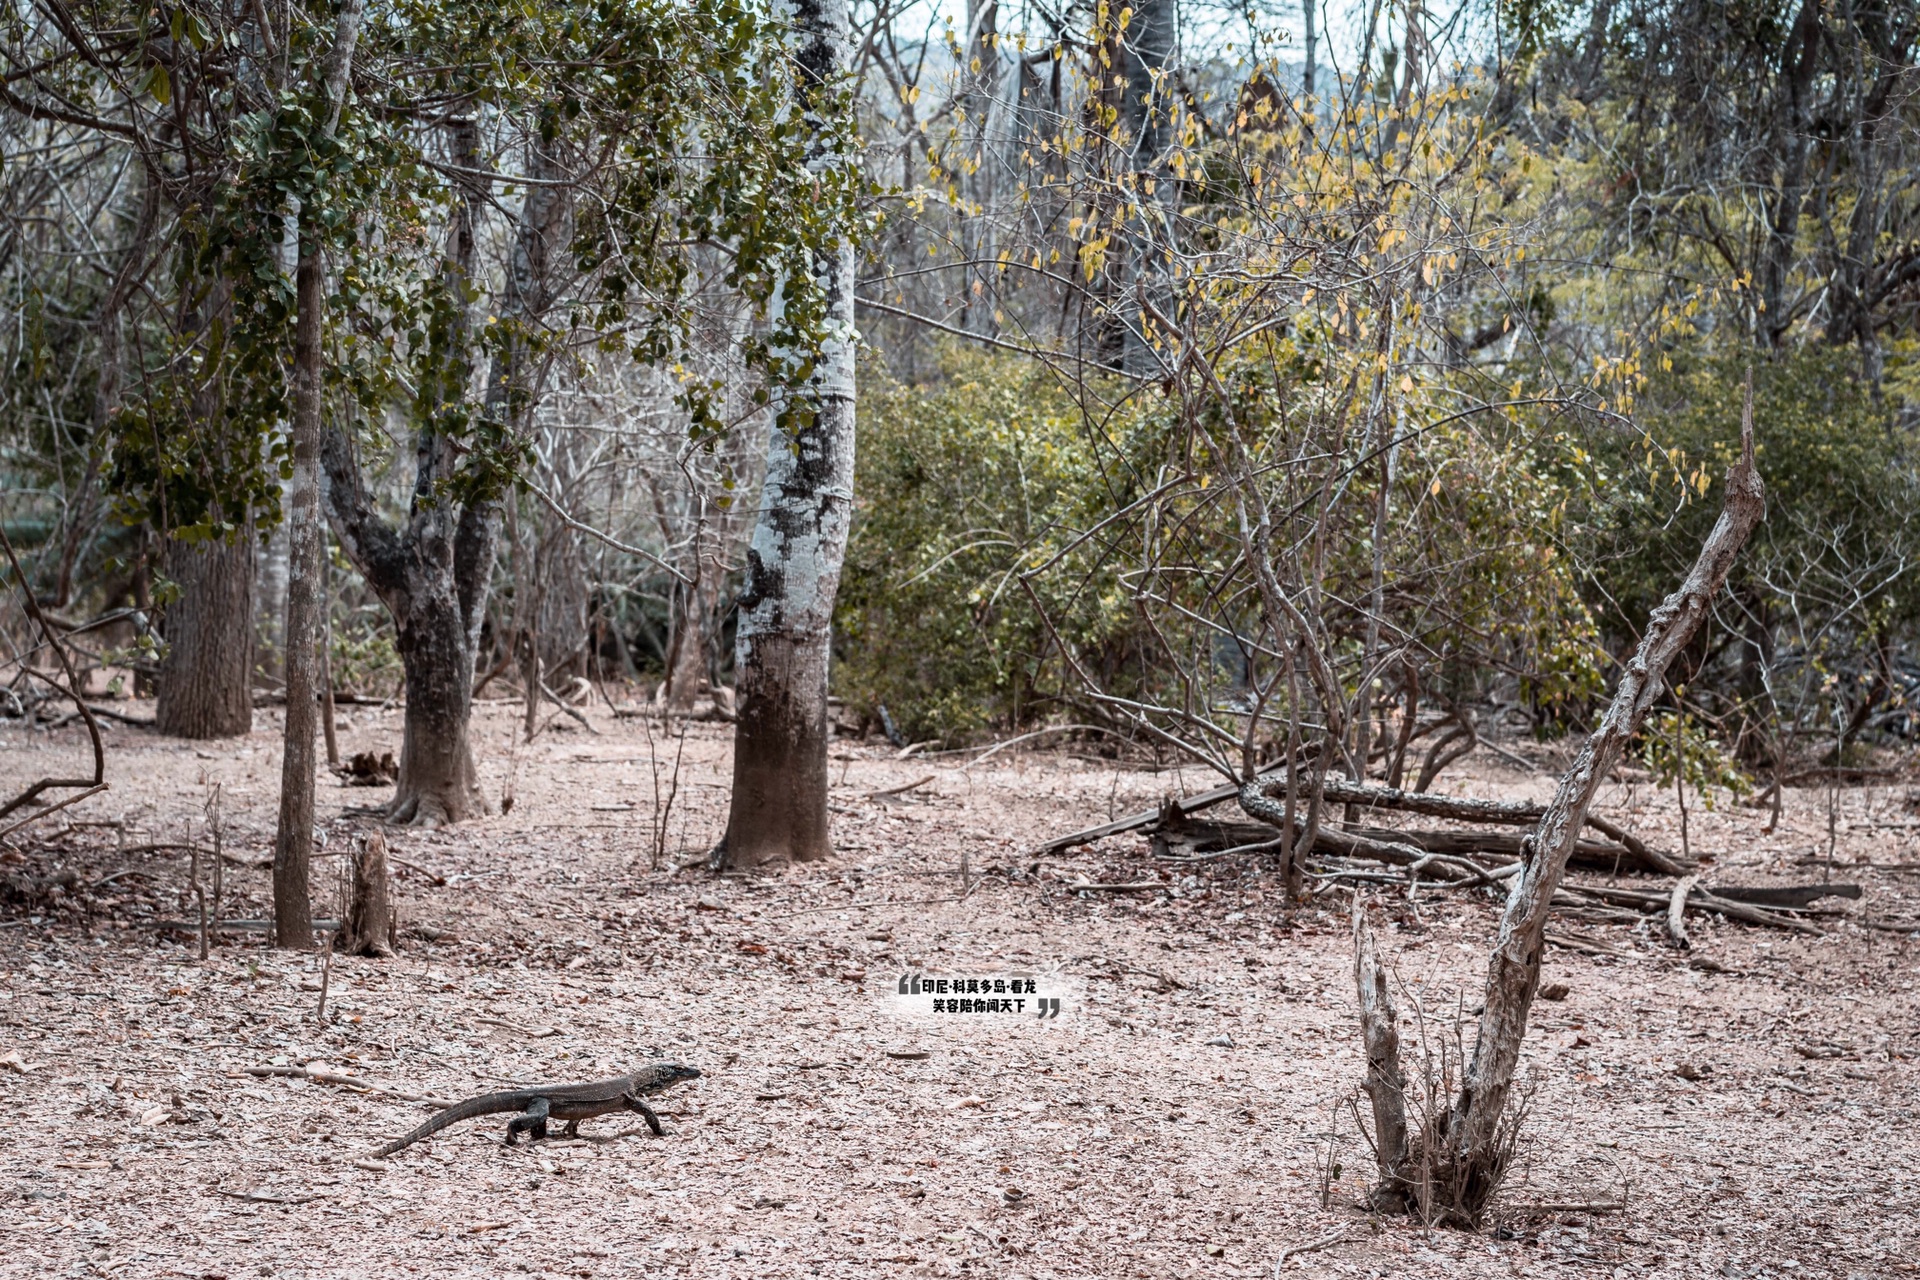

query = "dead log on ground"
[1555, 883, 1831, 935]
[1302, 778, 1689, 876]
[1709, 883, 1861, 909]
[1153, 812, 1650, 875]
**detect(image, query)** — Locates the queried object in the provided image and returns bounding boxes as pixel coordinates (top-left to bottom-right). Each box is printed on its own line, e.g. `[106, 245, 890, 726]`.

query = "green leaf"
[142, 63, 171, 106]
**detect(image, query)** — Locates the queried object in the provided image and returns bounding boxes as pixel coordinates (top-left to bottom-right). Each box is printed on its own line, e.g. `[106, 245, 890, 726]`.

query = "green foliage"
[1638, 709, 1751, 810]
[835, 351, 1146, 740]
[102, 0, 868, 535]
[329, 603, 405, 698]
[836, 342, 1611, 744]
[1580, 346, 1920, 668]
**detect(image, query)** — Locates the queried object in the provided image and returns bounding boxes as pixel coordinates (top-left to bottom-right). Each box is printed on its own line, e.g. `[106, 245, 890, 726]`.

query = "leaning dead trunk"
[720, 0, 858, 868]
[1373, 384, 1766, 1223]
[157, 528, 255, 739]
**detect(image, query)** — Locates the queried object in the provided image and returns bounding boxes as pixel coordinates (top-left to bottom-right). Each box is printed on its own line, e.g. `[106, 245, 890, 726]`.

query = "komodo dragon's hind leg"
[623, 1091, 664, 1136]
[562, 1118, 580, 1138]
[505, 1096, 550, 1145]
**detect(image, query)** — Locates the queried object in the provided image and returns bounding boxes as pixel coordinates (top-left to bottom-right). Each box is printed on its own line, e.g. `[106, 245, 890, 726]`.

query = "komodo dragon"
[370, 1062, 701, 1158]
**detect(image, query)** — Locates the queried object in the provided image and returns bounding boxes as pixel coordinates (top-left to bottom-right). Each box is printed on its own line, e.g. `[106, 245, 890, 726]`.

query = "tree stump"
[342, 831, 396, 957]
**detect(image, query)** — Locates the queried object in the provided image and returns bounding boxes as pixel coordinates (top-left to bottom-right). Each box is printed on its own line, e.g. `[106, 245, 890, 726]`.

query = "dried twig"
[243, 1063, 454, 1109]
[868, 774, 935, 800]
[1666, 874, 1700, 949]
[315, 928, 335, 1022]
[1273, 1226, 1353, 1270]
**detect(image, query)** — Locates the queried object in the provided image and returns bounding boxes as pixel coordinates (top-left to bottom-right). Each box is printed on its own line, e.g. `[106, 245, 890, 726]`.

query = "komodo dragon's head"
[637, 1062, 703, 1088]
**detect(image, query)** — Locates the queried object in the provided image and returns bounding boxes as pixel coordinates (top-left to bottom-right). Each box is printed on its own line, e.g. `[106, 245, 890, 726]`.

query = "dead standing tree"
[1358, 384, 1766, 1224]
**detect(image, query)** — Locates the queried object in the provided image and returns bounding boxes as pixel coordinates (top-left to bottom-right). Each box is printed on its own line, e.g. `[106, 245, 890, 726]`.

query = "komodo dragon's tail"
[370, 1091, 530, 1158]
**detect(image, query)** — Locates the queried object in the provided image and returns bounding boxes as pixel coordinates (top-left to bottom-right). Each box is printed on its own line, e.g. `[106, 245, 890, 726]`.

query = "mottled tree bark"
[322, 125, 568, 825]
[272, 0, 364, 949]
[720, 0, 858, 868]
[272, 239, 325, 950]
[156, 530, 255, 738]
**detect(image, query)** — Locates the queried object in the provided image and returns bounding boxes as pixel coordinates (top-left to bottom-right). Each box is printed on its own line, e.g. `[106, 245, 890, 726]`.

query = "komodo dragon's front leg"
[623, 1091, 664, 1136]
[504, 1095, 550, 1144]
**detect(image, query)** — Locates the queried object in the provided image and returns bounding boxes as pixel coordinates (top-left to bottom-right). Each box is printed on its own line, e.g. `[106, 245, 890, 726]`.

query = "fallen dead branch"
[1272, 1225, 1354, 1268]
[244, 1063, 455, 1109]
[1506, 1198, 1627, 1216]
[867, 774, 935, 800]
[0, 783, 109, 843]
[1709, 882, 1862, 909]
[1077, 776, 1680, 876]
[1155, 812, 1619, 878]
[1312, 778, 1689, 876]
[1554, 884, 1830, 935]
[1543, 930, 1637, 959]
[1039, 779, 1251, 852]
[1667, 875, 1701, 949]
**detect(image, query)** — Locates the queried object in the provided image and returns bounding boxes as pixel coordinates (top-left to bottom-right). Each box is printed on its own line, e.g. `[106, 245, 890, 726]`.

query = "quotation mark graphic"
[896, 973, 1062, 1018]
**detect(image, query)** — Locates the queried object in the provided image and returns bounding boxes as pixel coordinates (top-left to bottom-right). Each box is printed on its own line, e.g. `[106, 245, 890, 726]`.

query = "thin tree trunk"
[1414, 384, 1766, 1223]
[721, 0, 858, 868]
[1301, 0, 1317, 101]
[320, 552, 339, 768]
[157, 529, 255, 738]
[273, 238, 324, 950]
[272, 0, 365, 950]
[662, 566, 706, 712]
[664, 498, 718, 713]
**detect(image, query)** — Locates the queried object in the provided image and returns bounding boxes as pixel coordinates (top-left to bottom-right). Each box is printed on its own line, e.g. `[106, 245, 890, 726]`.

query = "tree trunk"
[721, 0, 858, 868]
[663, 510, 720, 713]
[1301, 0, 1317, 101]
[272, 0, 365, 950]
[1388, 386, 1766, 1224]
[662, 568, 707, 713]
[389, 582, 484, 825]
[256, 492, 290, 681]
[273, 241, 324, 952]
[157, 530, 255, 738]
[323, 125, 559, 820]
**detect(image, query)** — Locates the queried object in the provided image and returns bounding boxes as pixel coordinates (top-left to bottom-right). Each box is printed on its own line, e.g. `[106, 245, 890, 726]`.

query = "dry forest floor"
[1, 701, 1916, 1279]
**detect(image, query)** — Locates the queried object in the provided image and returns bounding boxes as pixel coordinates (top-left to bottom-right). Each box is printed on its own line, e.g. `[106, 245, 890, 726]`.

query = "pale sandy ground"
[2, 702, 1916, 1279]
